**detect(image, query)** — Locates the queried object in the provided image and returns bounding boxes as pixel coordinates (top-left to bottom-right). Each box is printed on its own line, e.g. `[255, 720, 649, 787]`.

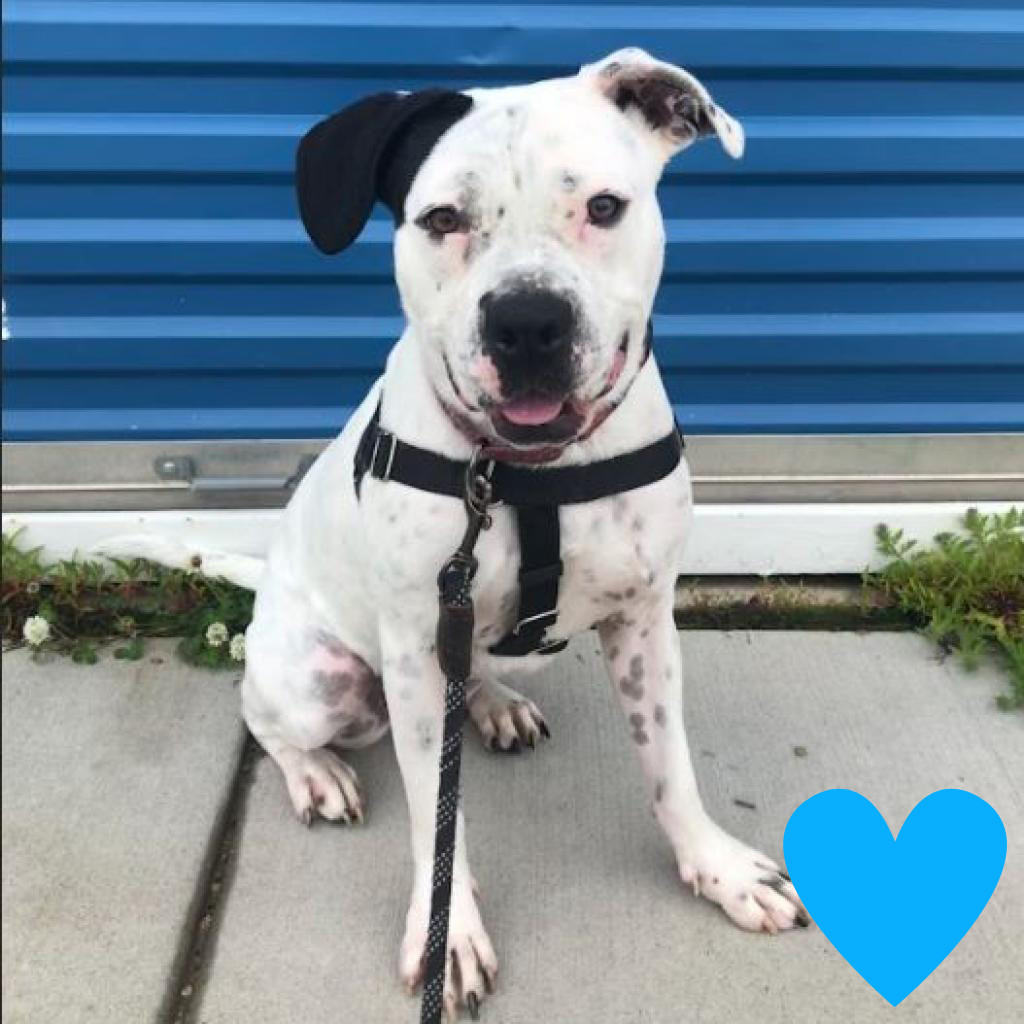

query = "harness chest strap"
[353, 399, 684, 656]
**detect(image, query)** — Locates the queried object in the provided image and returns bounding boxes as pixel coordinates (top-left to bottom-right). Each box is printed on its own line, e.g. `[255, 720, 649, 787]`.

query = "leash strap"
[419, 671, 466, 1024]
[420, 459, 493, 1024]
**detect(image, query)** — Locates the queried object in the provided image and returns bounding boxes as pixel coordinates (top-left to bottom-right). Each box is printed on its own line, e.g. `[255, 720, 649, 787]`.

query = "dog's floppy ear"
[295, 89, 474, 255]
[580, 48, 744, 161]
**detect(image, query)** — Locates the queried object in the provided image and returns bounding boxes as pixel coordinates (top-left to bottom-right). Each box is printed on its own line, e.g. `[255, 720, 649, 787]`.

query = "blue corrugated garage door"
[3, 1, 1023, 444]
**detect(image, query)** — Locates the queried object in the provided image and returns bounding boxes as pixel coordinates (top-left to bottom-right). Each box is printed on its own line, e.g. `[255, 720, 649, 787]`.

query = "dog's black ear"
[295, 89, 474, 255]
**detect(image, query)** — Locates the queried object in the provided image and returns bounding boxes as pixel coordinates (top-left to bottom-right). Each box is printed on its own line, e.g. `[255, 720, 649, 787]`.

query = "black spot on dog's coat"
[416, 717, 435, 750]
[629, 712, 650, 745]
[619, 676, 644, 701]
[311, 670, 354, 704]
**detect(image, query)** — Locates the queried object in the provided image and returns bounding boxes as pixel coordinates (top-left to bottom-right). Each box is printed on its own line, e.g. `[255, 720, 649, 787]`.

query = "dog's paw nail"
[488, 737, 499, 752]
[796, 911, 810, 928]
[467, 991, 480, 1020]
[539, 721, 551, 739]
[507, 739, 521, 754]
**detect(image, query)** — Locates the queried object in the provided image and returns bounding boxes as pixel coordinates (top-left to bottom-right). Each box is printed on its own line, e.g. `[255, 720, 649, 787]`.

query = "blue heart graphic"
[784, 789, 1006, 1006]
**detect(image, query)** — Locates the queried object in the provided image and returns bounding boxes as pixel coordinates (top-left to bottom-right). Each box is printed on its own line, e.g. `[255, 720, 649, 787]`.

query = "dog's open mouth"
[490, 336, 629, 446]
[490, 395, 586, 445]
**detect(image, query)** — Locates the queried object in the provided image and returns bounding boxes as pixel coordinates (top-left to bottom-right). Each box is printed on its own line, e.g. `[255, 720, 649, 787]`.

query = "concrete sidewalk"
[1, 642, 246, 1024]
[2, 633, 1021, 1024]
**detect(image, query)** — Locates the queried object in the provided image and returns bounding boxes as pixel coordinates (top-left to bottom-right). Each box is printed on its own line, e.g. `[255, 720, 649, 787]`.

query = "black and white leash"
[420, 453, 495, 1024]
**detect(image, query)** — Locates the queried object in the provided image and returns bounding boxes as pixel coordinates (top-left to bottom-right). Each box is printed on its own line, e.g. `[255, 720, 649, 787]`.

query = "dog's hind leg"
[241, 624, 388, 826]
[257, 734, 366, 826]
[466, 678, 551, 752]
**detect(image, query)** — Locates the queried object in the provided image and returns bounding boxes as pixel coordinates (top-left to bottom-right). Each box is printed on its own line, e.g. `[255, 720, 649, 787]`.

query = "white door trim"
[3, 501, 1015, 577]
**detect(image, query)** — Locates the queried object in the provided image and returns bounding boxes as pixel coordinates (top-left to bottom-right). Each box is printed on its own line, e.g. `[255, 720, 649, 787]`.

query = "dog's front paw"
[677, 823, 810, 934]
[400, 887, 498, 1020]
[468, 678, 550, 753]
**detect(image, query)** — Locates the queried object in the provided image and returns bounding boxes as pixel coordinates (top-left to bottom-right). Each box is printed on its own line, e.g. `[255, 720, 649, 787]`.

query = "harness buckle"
[371, 429, 398, 481]
[512, 608, 558, 634]
[534, 637, 569, 655]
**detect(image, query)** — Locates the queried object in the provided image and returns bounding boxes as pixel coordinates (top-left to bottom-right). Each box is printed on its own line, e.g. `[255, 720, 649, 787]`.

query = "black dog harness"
[354, 401, 684, 657]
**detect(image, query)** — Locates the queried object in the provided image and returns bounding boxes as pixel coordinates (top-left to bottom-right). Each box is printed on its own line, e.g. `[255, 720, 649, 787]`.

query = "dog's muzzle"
[479, 287, 582, 443]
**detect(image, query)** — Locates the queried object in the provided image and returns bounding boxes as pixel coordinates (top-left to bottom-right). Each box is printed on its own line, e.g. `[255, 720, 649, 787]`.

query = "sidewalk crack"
[157, 730, 260, 1024]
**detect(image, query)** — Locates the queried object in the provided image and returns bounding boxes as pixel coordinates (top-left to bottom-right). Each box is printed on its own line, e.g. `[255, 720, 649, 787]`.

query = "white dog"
[109, 48, 806, 1019]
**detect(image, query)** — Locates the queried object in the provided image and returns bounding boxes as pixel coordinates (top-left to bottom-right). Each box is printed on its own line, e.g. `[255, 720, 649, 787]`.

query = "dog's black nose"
[480, 288, 575, 365]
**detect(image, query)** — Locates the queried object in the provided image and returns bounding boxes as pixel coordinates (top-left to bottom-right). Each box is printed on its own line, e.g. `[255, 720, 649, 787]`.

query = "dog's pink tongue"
[500, 396, 564, 426]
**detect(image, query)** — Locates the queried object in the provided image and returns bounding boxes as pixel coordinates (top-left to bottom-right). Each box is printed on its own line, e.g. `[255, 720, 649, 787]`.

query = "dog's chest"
[471, 469, 691, 648]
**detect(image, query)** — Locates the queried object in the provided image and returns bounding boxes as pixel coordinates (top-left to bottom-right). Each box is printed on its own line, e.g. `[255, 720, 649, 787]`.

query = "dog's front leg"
[599, 603, 809, 933]
[380, 622, 498, 1016]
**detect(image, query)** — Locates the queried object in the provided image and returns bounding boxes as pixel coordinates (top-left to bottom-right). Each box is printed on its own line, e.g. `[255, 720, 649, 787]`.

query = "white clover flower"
[205, 621, 229, 647]
[229, 633, 246, 662]
[23, 615, 51, 647]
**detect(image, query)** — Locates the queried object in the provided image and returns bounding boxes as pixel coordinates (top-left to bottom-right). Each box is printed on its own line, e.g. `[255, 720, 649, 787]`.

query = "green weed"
[1, 529, 252, 670]
[866, 508, 1023, 709]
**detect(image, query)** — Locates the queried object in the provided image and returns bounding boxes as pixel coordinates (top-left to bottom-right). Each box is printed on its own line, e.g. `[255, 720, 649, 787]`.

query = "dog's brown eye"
[420, 206, 463, 236]
[586, 193, 627, 227]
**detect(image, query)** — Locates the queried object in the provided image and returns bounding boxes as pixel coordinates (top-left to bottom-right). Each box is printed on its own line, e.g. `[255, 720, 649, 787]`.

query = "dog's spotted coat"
[117, 48, 808, 1020]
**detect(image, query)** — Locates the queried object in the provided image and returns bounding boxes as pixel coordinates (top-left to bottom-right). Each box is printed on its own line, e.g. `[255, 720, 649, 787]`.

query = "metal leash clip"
[464, 446, 497, 528]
